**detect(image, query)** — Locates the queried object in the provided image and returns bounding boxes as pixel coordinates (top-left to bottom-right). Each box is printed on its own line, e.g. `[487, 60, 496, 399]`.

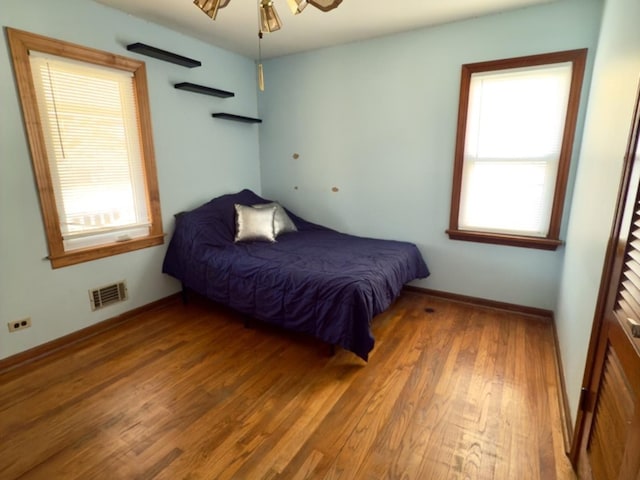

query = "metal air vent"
[89, 281, 127, 311]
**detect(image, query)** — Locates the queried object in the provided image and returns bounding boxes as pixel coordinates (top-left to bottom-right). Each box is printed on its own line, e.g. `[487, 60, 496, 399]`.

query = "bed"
[162, 189, 429, 360]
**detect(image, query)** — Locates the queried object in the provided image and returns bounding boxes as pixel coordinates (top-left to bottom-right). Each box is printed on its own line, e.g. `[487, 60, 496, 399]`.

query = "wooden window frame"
[7, 28, 164, 268]
[447, 49, 588, 251]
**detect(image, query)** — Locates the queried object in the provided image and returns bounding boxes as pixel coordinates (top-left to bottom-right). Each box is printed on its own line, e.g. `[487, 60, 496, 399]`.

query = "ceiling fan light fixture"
[306, 0, 342, 12]
[193, 0, 231, 20]
[307, 0, 342, 12]
[286, 0, 308, 15]
[259, 0, 282, 33]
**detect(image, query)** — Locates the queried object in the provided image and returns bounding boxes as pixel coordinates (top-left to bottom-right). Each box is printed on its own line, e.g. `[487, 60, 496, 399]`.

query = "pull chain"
[258, 31, 264, 91]
[257, 1, 265, 91]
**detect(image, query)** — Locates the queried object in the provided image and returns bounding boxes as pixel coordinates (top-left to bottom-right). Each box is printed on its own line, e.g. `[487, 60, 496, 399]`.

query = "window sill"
[446, 229, 562, 251]
[48, 234, 165, 268]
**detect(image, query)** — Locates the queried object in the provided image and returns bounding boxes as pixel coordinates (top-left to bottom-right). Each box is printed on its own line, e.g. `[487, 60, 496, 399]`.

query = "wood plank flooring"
[0, 292, 575, 479]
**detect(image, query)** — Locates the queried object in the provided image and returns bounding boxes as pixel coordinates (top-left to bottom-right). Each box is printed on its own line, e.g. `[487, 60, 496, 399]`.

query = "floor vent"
[90, 281, 127, 311]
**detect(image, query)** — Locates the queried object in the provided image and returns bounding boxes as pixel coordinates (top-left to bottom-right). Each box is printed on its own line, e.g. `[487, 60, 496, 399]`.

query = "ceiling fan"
[193, 0, 343, 90]
[193, 0, 344, 33]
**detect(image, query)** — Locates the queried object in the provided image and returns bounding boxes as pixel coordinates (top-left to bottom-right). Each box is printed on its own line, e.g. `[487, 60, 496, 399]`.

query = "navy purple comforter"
[162, 190, 429, 360]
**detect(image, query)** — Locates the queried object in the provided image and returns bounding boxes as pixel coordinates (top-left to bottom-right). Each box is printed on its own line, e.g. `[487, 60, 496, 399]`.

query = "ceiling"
[95, 0, 557, 60]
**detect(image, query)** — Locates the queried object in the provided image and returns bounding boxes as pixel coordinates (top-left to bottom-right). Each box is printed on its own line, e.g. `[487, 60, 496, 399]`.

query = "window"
[447, 50, 587, 250]
[7, 28, 163, 268]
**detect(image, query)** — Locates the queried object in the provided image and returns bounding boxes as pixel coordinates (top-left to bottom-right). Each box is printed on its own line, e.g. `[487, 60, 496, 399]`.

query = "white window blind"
[29, 51, 150, 251]
[458, 62, 572, 237]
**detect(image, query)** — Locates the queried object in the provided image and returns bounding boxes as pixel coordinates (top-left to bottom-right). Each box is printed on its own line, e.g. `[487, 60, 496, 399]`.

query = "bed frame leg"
[181, 282, 188, 305]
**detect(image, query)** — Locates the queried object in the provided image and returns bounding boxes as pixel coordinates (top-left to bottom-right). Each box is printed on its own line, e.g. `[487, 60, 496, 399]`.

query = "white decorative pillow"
[252, 202, 297, 236]
[234, 204, 277, 243]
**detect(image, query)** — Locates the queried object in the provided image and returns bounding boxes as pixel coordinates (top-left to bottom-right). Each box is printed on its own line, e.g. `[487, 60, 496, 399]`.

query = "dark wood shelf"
[212, 113, 262, 124]
[174, 82, 234, 98]
[126, 43, 201, 68]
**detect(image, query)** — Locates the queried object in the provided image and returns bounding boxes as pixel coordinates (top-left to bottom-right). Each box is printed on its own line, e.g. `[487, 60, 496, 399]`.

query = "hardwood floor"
[0, 292, 575, 479]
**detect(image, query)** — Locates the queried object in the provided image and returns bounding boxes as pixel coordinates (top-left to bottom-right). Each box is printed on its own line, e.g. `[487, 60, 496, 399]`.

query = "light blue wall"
[259, 0, 603, 310]
[556, 0, 640, 424]
[0, 0, 261, 359]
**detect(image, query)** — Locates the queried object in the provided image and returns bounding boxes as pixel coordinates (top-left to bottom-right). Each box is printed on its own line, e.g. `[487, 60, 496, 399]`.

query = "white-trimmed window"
[448, 50, 587, 250]
[8, 28, 163, 268]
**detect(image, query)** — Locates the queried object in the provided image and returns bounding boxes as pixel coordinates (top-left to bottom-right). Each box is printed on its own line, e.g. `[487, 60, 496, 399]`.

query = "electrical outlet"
[8, 317, 31, 332]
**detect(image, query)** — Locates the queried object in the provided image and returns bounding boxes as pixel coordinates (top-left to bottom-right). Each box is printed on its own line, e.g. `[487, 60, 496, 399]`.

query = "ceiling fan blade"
[307, 0, 342, 12]
[193, 0, 231, 20]
[286, 0, 308, 15]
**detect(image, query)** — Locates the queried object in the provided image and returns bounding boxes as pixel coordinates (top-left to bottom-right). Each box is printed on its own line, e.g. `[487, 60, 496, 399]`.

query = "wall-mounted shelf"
[126, 43, 201, 68]
[174, 82, 234, 98]
[212, 113, 262, 124]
